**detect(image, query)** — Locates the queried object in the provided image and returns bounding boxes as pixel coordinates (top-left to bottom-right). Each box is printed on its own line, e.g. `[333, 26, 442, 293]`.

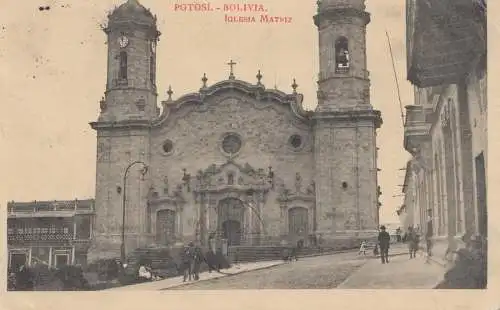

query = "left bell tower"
[89, 0, 160, 262]
[99, 0, 160, 122]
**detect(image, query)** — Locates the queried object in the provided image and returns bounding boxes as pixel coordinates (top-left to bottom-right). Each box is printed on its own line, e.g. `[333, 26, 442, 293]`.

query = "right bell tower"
[313, 0, 383, 244]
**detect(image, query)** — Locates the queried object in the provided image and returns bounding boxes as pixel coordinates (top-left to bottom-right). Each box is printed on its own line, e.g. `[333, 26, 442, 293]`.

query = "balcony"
[7, 232, 73, 242]
[7, 199, 95, 218]
[406, 0, 486, 87]
[403, 105, 431, 154]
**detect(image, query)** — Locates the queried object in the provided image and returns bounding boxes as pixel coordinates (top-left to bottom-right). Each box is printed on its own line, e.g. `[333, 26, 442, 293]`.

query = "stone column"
[281, 203, 288, 237]
[28, 248, 32, 266]
[48, 247, 52, 267]
[176, 208, 182, 240]
[71, 246, 76, 265]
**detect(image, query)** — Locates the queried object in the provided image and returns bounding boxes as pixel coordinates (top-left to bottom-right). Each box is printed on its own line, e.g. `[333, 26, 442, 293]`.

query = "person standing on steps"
[378, 225, 391, 264]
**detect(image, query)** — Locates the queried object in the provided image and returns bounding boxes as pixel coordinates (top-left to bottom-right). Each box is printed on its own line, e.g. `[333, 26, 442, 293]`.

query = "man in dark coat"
[181, 244, 193, 282]
[192, 245, 204, 280]
[378, 225, 391, 264]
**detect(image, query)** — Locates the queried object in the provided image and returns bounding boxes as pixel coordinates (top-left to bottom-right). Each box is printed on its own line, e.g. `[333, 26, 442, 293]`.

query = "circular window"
[162, 140, 174, 154]
[289, 135, 302, 149]
[221, 133, 242, 155]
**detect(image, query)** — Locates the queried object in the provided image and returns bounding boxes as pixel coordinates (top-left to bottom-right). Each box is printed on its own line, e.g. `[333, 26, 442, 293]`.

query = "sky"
[0, 0, 413, 225]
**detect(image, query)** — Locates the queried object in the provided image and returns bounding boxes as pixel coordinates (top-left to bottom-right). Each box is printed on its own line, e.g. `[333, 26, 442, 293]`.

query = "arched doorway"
[156, 209, 176, 246]
[288, 207, 309, 247]
[217, 198, 244, 246]
[222, 220, 241, 246]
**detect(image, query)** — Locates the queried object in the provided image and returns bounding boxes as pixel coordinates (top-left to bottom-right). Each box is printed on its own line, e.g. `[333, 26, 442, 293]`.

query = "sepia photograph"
[1, 0, 487, 292]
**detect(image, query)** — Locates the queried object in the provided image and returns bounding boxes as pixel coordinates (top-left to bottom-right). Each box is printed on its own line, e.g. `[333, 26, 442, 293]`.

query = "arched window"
[227, 173, 234, 185]
[335, 37, 350, 72]
[119, 51, 127, 80]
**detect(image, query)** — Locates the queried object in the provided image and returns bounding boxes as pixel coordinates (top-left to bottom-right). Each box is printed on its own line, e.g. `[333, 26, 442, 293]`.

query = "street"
[165, 247, 445, 290]
[167, 252, 369, 290]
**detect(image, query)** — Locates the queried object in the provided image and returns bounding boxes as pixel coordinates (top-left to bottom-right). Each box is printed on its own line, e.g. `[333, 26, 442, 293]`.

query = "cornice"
[314, 7, 370, 28]
[312, 108, 382, 128]
[89, 119, 152, 131]
[152, 79, 312, 129]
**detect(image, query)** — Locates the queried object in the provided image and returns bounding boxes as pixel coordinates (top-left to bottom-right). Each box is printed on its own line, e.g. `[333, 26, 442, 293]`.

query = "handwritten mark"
[38, 6, 50, 11]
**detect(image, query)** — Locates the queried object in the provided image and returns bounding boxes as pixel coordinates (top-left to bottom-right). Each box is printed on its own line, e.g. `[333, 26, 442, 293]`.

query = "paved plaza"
[105, 244, 446, 290]
[169, 252, 368, 290]
[337, 253, 445, 289]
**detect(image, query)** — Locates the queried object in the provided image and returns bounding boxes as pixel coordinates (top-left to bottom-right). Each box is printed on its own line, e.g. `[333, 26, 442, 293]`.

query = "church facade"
[89, 0, 382, 261]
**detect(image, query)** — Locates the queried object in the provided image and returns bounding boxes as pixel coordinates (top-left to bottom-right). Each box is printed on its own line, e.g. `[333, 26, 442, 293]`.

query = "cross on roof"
[227, 59, 236, 80]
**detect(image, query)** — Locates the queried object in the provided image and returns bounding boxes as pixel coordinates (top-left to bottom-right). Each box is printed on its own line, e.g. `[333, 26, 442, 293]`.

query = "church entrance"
[217, 198, 245, 246]
[156, 209, 176, 246]
[222, 220, 241, 246]
[288, 207, 309, 247]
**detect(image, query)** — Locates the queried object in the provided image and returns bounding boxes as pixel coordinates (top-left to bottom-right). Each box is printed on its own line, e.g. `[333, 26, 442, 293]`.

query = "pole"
[120, 160, 148, 264]
[385, 30, 405, 128]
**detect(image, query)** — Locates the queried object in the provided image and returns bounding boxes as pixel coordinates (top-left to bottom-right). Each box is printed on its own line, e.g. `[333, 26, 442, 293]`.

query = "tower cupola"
[108, 0, 156, 27]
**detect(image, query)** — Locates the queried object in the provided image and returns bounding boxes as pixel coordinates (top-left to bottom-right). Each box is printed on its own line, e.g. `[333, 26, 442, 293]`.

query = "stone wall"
[149, 92, 314, 243]
[89, 128, 152, 261]
[314, 118, 378, 242]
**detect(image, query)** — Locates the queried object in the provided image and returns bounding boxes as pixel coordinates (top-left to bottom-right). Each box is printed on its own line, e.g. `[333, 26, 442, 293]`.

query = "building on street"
[88, 0, 383, 261]
[7, 199, 95, 271]
[401, 0, 487, 260]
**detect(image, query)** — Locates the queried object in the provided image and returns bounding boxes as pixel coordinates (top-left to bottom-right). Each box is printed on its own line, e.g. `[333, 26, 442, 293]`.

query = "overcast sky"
[0, 0, 412, 225]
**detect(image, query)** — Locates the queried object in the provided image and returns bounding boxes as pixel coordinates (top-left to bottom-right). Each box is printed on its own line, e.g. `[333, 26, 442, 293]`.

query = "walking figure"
[378, 225, 391, 264]
[192, 245, 204, 281]
[181, 242, 194, 282]
[406, 226, 420, 258]
[358, 240, 367, 255]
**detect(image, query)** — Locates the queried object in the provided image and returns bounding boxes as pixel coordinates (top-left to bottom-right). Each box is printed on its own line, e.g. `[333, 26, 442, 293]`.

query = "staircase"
[125, 246, 181, 278]
[228, 241, 363, 263]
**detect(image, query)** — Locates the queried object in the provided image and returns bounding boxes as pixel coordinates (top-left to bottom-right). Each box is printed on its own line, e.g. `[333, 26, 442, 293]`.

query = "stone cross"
[227, 59, 236, 80]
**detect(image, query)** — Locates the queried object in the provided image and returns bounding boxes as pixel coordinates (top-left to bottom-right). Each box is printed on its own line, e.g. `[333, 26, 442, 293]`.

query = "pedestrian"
[181, 244, 193, 282]
[358, 240, 367, 255]
[407, 226, 419, 258]
[425, 213, 434, 260]
[378, 225, 391, 264]
[192, 245, 204, 280]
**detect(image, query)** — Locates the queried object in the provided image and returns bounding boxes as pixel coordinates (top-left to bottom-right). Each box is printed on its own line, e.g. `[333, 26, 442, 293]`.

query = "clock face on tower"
[118, 36, 129, 48]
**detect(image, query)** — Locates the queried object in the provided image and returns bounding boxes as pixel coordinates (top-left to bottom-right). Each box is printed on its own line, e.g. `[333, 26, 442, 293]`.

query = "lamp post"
[120, 161, 148, 264]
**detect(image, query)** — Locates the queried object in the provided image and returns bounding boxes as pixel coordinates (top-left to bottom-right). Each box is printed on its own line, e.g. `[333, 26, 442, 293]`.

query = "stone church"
[89, 0, 382, 260]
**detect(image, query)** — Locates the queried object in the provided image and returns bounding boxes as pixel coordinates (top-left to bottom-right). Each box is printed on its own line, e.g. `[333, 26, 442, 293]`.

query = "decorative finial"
[167, 85, 173, 100]
[292, 78, 298, 93]
[227, 59, 236, 80]
[256, 70, 263, 85]
[201, 73, 208, 88]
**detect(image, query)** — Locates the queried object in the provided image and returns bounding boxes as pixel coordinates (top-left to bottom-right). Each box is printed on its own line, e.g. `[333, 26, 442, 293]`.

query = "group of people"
[357, 225, 430, 264]
[126, 241, 231, 283]
[179, 242, 205, 282]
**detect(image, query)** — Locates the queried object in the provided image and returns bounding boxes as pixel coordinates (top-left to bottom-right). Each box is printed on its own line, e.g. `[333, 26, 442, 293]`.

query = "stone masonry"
[88, 0, 382, 261]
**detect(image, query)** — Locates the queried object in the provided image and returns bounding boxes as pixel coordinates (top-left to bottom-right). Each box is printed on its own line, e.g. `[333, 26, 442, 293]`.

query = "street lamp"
[120, 161, 148, 264]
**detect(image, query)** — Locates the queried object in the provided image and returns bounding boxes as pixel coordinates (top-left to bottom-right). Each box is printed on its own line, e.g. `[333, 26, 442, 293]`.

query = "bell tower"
[99, 0, 160, 122]
[89, 0, 159, 262]
[312, 0, 383, 244]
